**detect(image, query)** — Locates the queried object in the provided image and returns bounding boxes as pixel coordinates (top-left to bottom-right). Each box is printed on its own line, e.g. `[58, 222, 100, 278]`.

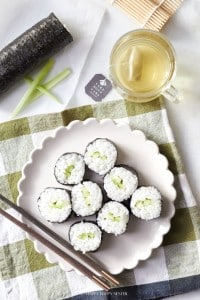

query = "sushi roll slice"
[97, 201, 129, 235]
[130, 186, 162, 220]
[103, 165, 138, 202]
[71, 181, 103, 217]
[37, 188, 71, 223]
[54, 153, 85, 185]
[84, 138, 117, 176]
[69, 221, 102, 253]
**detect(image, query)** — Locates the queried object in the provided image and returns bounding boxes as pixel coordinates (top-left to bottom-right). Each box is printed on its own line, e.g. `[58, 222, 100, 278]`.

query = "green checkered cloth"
[0, 99, 200, 300]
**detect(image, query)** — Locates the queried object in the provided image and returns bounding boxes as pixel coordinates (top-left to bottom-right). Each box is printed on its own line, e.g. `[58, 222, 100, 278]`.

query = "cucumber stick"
[25, 68, 71, 102]
[11, 59, 55, 117]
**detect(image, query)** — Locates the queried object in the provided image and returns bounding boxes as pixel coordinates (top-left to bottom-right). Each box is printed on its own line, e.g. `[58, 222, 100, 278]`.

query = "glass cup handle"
[162, 85, 183, 103]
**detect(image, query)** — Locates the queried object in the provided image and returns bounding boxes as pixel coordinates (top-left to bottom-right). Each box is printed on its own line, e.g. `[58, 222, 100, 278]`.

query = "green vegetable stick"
[11, 59, 55, 118]
[25, 68, 71, 102]
[45, 68, 72, 89]
[24, 78, 62, 104]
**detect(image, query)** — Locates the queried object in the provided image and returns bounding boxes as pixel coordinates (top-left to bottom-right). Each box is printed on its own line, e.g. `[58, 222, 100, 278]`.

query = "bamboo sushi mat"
[0, 98, 200, 300]
[111, 0, 184, 31]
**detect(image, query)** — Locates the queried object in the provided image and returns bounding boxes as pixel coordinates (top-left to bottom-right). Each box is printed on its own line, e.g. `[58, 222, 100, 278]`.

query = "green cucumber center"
[111, 176, 124, 189]
[107, 212, 121, 222]
[50, 199, 67, 209]
[78, 232, 95, 240]
[90, 151, 107, 160]
[64, 164, 75, 178]
[81, 187, 91, 206]
[135, 198, 152, 208]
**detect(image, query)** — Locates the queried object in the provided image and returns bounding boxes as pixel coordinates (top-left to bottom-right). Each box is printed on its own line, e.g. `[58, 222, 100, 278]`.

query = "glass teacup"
[110, 29, 180, 103]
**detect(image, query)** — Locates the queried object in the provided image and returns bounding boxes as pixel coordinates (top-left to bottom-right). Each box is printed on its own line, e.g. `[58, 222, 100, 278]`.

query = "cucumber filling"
[107, 212, 121, 222]
[78, 232, 95, 240]
[135, 198, 152, 208]
[111, 176, 124, 189]
[50, 199, 67, 209]
[90, 151, 107, 160]
[64, 164, 75, 178]
[81, 187, 91, 206]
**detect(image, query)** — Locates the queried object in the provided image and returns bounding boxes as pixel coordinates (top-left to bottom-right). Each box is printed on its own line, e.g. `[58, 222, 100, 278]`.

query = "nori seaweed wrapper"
[0, 13, 73, 94]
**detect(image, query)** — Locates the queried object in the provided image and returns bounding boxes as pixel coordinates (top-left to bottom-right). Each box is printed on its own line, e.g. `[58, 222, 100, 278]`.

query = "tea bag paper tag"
[85, 74, 112, 102]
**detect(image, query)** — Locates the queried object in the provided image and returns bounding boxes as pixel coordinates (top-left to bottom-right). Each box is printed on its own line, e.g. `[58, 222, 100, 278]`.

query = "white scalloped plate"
[17, 118, 176, 274]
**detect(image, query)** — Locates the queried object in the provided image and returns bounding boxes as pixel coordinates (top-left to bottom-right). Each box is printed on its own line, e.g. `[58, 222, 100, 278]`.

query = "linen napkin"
[0, 99, 199, 300]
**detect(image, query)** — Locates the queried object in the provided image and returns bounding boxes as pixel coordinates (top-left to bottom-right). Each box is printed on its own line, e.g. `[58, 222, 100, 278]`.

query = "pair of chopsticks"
[0, 194, 119, 291]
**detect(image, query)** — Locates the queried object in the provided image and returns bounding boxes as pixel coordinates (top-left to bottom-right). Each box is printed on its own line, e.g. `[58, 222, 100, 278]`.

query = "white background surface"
[0, 0, 200, 299]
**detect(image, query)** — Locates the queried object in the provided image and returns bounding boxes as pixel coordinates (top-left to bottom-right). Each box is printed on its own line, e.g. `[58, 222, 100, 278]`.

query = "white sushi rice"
[97, 201, 129, 235]
[38, 188, 71, 223]
[84, 138, 117, 176]
[69, 222, 102, 253]
[54, 153, 85, 185]
[71, 181, 103, 217]
[104, 166, 138, 202]
[130, 186, 162, 220]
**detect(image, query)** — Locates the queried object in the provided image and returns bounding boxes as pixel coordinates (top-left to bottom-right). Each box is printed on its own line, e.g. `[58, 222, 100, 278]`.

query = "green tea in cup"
[110, 29, 179, 102]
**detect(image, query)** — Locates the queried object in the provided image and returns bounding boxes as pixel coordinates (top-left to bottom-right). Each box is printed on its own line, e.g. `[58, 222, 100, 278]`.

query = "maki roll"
[103, 165, 138, 202]
[54, 153, 85, 185]
[0, 13, 73, 94]
[97, 201, 129, 235]
[130, 186, 162, 220]
[84, 138, 117, 176]
[71, 181, 103, 217]
[37, 188, 71, 223]
[69, 221, 102, 253]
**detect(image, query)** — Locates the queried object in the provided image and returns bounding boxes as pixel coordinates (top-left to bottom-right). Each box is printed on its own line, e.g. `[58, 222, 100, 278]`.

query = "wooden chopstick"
[0, 207, 111, 291]
[0, 194, 119, 287]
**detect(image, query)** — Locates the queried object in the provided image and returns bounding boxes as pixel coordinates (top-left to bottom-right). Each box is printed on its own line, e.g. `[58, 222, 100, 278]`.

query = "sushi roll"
[37, 188, 71, 223]
[84, 138, 117, 176]
[103, 165, 138, 202]
[54, 152, 85, 185]
[130, 186, 162, 220]
[0, 13, 73, 94]
[69, 221, 102, 253]
[71, 181, 103, 217]
[97, 201, 129, 235]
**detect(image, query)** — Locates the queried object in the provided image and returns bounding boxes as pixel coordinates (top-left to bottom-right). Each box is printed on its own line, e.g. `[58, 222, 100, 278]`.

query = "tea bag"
[128, 47, 143, 81]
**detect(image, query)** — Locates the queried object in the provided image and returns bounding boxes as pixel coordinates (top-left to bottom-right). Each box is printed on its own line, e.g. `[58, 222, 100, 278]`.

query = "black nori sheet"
[0, 13, 73, 94]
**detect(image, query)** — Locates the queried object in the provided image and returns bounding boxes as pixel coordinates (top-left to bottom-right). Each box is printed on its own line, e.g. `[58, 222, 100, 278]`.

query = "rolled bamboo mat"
[111, 0, 184, 31]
